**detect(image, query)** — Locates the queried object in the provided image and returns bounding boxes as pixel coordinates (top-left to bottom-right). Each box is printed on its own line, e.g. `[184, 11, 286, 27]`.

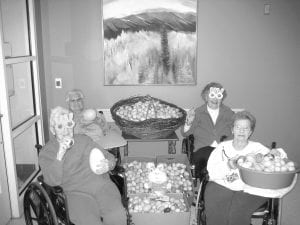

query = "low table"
[121, 131, 179, 156]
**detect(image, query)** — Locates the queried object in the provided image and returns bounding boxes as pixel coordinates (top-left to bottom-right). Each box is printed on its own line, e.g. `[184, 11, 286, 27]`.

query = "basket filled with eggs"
[236, 152, 300, 189]
[110, 95, 186, 139]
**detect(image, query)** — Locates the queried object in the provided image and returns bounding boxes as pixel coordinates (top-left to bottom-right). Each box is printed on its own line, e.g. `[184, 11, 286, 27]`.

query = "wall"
[38, 0, 300, 224]
[39, 0, 300, 159]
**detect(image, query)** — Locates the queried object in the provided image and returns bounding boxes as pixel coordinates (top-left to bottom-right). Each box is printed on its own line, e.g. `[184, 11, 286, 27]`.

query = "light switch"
[55, 78, 62, 88]
[264, 4, 271, 15]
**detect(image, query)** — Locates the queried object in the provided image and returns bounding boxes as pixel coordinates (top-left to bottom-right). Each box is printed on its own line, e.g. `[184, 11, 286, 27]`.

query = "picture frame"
[102, 0, 197, 86]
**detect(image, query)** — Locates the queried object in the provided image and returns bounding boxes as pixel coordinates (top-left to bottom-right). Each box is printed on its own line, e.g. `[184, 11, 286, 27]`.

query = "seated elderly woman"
[65, 89, 126, 150]
[204, 110, 295, 225]
[181, 82, 234, 179]
[39, 106, 126, 225]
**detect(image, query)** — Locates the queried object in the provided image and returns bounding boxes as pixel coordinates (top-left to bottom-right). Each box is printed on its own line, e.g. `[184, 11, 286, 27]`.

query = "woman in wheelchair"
[181, 82, 234, 180]
[204, 110, 290, 225]
[38, 106, 127, 225]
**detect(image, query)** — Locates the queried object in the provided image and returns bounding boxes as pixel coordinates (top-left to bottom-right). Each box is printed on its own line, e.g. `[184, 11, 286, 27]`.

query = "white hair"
[49, 106, 72, 135]
[65, 89, 84, 102]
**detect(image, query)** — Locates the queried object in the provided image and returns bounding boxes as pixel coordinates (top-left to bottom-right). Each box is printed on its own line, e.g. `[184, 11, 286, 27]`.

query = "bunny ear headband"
[209, 87, 224, 100]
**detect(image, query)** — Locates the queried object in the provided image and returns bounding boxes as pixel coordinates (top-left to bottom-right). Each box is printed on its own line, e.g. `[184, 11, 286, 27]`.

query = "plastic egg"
[89, 148, 105, 174]
[83, 109, 97, 121]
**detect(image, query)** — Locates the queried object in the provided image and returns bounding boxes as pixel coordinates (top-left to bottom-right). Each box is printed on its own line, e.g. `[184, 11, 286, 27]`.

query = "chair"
[182, 135, 279, 225]
[23, 166, 132, 225]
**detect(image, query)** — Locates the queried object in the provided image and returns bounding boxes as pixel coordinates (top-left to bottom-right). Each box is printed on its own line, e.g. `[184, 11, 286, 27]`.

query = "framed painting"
[102, 0, 197, 86]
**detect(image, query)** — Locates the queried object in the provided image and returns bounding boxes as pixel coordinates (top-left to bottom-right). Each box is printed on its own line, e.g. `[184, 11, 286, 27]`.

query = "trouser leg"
[67, 192, 103, 225]
[229, 191, 267, 225]
[204, 182, 268, 225]
[96, 181, 127, 225]
[204, 182, 233, 225]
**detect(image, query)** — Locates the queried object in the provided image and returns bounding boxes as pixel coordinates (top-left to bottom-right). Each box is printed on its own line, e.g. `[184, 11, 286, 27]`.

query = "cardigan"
[181, 104, 234, 151]
[39, 134, 115, 195]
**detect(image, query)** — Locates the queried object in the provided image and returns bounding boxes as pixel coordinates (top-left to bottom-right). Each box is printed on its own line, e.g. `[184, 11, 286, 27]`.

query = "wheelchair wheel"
[24, 182, 59, 225]
[196, 198, 206, 225]
[195, 178, 209, 225]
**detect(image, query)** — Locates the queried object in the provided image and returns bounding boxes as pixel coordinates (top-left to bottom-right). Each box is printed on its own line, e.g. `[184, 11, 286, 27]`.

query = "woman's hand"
[94, 159, 110, 175]
[57, 138, 74, 161]
[185, 108, 195, 126]
[227, 156, 240, 169]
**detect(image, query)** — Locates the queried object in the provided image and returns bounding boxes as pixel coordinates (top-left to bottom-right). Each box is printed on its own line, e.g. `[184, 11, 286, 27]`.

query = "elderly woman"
[181, 82, 234, 179]
[205, 111, 273, 225]
[65, 89, 126, 150]
[39, 106, 127, 225]
[65, 89, 108, 139]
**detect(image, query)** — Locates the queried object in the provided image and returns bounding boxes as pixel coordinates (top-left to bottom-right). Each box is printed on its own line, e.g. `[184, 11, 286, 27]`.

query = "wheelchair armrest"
[37, 175, 64, 194]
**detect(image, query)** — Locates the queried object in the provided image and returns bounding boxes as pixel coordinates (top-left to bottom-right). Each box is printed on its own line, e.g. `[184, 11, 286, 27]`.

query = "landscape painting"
[103, 0, 197, 85]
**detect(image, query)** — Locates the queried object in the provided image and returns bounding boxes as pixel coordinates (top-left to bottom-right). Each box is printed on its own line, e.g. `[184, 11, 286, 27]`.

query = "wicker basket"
[110, 95, 186, 139]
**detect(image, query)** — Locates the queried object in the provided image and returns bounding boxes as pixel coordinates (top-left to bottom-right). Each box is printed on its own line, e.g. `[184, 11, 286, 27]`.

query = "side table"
[121, 131, 179, 156]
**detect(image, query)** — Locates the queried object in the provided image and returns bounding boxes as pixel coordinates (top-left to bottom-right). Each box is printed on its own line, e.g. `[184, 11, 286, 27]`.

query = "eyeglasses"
[234, 126, 251, 132]
[55, 120, 75, 130]
[208, 92, 223, 100]
[208, 87, 224, 100]
[69, 98, 83, 103]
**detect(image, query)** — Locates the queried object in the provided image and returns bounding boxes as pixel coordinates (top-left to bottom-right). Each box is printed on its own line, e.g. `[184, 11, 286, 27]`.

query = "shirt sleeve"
[39, 144, 65, 186]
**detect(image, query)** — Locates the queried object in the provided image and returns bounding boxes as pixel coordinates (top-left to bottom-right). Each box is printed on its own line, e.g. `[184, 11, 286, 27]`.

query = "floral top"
[207, 140, 270, 191]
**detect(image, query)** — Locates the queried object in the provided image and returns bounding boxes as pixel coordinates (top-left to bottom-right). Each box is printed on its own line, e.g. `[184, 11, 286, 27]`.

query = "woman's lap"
[204, 182, 267, 225]
[66, 191, 103, 225]
[95, 181, 127, 225]
[66, 181, 126, 225]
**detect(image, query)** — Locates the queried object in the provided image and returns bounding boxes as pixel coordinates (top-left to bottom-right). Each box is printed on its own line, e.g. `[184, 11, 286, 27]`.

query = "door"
[0, 0, 44, 217]
[0, 115, 11, 225]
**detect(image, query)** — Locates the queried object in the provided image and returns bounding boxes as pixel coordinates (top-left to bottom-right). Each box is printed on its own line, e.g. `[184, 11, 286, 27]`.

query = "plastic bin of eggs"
[128, 195, 188, 213]
[123, 161, 193, 194]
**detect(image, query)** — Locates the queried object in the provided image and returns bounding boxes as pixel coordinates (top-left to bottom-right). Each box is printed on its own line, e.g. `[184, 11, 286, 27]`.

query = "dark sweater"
[181, 104, 234, 150]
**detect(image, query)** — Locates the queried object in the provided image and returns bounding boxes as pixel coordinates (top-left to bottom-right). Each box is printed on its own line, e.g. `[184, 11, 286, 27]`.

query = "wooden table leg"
[168, 141, 176, 154]
[124, 144, 128, 156]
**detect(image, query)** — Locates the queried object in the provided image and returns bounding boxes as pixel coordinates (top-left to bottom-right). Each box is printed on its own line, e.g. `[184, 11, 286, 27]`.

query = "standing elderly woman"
[181, 82, 234, 178]
[39, 106, 127, 225]
[205, 111, 271, 225]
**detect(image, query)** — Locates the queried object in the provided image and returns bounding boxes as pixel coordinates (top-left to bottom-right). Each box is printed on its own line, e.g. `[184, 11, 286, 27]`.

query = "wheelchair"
[182, 134, 279, 225]
[23, 144, 132, 225]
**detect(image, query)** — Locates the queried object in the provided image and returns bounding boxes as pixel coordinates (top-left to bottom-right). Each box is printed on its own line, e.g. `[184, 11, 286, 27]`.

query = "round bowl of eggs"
[236, 153, 300, 189]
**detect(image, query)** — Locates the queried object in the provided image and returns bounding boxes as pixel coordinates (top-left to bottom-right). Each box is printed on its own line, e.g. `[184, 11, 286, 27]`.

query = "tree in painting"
[103, 0, 197, 85]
